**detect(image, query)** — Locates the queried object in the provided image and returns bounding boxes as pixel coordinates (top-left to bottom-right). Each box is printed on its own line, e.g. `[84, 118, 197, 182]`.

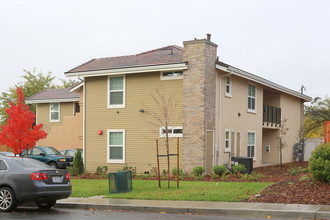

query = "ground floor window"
[247, 131, 256, 159]
[107, 129, 125, 163]
[225, 129, 231, 152]
[159, 126, 183, 137]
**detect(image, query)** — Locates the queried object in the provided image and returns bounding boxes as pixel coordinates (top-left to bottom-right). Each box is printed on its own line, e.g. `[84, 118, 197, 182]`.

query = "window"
[225, 76, 231, 97]
[159, 126, 183, 137]
[248, 84, 256, 112]
[0, 160, 8, 171]
[160, 71, 183, 80]
[50, 103, 60, 122]
[108, 76, 125, 108]
[247, 132, 256, 159]
[225, 130, 231, 152]
[107, 129, 125, 163]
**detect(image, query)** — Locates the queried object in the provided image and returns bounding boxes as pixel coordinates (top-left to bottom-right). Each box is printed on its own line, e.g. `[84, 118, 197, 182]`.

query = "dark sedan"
[0, 156, 72, 212]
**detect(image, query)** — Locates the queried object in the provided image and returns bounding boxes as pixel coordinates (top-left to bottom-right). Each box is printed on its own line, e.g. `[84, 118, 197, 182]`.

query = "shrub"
[171, 167, 184, 177]
[221, 173, 231, 181]
[73, 149, 84, 175]
[192, 166, 205, 177]
[232, 164, 246, 176]
[211, 173, 219, 179]
[289, 167, 301, 176]
[96, 166, 108, 176]
[213, 165, 228, 176]
[308, 143, 330, 183]
[122, 164, 136, 176]
[241, 172, 265, 181]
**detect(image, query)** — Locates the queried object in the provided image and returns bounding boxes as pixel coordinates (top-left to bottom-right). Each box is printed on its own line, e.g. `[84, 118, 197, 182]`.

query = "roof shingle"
[66, 45, 184, 73]
[26, 88, 80, 102]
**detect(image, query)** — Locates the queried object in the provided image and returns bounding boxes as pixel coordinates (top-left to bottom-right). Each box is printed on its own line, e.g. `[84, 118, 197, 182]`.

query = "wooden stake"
[156, 139, 161, 189]
[177, 137, 179, 189]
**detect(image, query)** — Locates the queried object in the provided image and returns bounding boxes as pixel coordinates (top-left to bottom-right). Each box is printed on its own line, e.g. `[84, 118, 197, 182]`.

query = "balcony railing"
[263, 105, 281, 127]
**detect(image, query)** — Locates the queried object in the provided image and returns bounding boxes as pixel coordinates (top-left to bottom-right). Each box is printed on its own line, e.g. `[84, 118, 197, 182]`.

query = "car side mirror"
[40, 153, 45, 157]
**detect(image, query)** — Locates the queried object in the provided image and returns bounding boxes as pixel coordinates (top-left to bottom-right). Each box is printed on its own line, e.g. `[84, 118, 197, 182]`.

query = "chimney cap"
[207, 33, 211, 41]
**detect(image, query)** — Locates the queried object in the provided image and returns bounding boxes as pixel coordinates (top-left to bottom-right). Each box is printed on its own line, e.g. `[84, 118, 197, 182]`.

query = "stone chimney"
[182, 35, 217, 172]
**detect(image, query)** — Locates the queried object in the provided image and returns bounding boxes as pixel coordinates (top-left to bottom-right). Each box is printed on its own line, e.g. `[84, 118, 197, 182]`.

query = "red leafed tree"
[0, 87, 47, 156]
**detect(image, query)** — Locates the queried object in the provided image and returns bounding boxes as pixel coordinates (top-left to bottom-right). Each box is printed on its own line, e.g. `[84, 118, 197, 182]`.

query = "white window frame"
[247, 131, 256, 160]
[107, 129, 125, 164]
[108, 75, 126, 109]
[225, 129, 231, 152]
[159, 126, 183, 138]
[50, 103, 60, 122]
[247, 83, 257, 113]
[225, 76, 232, 97]
[160, 71, 183, 80]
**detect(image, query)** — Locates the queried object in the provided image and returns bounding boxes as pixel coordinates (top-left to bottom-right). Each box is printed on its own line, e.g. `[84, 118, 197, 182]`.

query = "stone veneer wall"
[182, 39, 217, 172]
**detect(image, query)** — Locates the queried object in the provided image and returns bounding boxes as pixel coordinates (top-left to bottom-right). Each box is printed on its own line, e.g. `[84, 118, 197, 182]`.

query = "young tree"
[142, 88, 179, 189]
[304, 96, 330, 137]
[0, 87, 47, 156]
[277, 119, 289, 169]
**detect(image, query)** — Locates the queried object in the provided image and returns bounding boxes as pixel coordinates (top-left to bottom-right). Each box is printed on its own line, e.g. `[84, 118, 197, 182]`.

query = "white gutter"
[70, 83, 84, 93]
[25, 98, 80, 104]
[65, 63, 187, 78]
[216, 64, 312, 102]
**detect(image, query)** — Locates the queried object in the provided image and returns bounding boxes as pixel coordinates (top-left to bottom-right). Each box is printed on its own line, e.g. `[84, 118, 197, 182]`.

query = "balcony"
[263, 104, 281, 128]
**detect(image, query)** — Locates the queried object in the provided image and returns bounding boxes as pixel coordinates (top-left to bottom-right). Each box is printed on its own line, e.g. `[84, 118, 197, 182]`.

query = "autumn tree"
[0, 87, 47, 156]
[304, 96, 330, 137]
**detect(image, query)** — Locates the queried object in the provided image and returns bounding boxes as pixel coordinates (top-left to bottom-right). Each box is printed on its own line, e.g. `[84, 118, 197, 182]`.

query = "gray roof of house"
[25, 88, 80, 104]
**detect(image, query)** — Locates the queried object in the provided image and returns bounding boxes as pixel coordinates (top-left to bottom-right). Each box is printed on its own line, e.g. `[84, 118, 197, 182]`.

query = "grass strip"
[71, 179, 273, 202]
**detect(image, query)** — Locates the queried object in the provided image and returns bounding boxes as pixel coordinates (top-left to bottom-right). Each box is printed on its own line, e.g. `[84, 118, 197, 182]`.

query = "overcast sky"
[0, 0, 329, 100]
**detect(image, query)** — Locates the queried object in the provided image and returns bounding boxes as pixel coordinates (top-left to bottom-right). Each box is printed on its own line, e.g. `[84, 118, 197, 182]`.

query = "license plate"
[52, 176, 62, 183]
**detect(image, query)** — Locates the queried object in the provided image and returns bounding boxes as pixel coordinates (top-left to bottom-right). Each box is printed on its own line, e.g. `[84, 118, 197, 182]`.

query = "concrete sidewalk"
[56, 197, 330, 219]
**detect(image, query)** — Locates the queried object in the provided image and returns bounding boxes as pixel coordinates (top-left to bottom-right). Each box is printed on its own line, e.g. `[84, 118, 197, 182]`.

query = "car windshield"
[43, 147, 60, 155]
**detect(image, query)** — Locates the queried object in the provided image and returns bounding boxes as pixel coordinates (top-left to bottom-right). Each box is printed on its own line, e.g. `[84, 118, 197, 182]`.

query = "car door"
[31, 148, 49, 163]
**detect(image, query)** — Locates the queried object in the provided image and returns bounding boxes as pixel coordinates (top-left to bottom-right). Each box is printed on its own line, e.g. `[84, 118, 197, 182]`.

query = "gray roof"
[65, 45, 184, 74]
[25, 88, 80, 104]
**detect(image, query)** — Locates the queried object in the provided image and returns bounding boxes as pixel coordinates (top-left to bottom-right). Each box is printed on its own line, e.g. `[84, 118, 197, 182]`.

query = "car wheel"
[48, 162, 58, 169]
[36, 200, 57, 210]
[0, 187, 17, 212]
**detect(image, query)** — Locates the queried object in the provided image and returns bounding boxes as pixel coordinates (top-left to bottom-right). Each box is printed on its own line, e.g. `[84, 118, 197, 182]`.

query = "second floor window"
[108, 76, 125, 108]
[248, 84, 256, 112]
[225, 77, 231, 97]
[160, 126, 183, 137]
[50, 103, 60, 122]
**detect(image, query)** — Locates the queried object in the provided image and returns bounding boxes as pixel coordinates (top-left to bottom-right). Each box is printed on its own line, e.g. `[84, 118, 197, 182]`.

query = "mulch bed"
[243, 162, 330, 205]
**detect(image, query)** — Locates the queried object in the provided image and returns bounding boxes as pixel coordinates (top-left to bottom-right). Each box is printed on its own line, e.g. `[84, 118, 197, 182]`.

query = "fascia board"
[25, 98, 80, 104]
[70, 83, 84, 92]
[216, 65, 312, 102]
[65, 63, 187, 78]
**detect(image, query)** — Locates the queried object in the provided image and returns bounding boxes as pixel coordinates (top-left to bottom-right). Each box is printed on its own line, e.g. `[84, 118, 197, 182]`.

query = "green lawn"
[71, 179, 273, 202]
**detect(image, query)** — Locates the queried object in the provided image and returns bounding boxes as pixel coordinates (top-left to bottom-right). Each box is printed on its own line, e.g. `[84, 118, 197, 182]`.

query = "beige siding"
[280, 93, 302, 163]
[85, 72, 183, 173]
[262, 129, 279, 163]
[37, 102, 74, 135]
[216, 72, 264, 167]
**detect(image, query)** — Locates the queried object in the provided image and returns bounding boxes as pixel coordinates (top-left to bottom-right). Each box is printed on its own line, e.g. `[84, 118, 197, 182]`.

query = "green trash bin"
[109, 170, 132, 193]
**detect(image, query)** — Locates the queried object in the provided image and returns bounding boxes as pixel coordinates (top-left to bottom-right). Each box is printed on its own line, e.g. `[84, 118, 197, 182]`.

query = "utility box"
[109, 170, 132, 194]
[231, 157, 253, 174]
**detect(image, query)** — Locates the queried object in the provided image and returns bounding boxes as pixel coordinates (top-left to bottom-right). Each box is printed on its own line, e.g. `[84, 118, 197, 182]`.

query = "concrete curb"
[55, 198, 330, 219]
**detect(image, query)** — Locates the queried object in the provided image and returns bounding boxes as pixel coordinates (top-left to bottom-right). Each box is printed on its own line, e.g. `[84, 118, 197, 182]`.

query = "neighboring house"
[33, 35, 312, 174]
[26, 87, 83, 151]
